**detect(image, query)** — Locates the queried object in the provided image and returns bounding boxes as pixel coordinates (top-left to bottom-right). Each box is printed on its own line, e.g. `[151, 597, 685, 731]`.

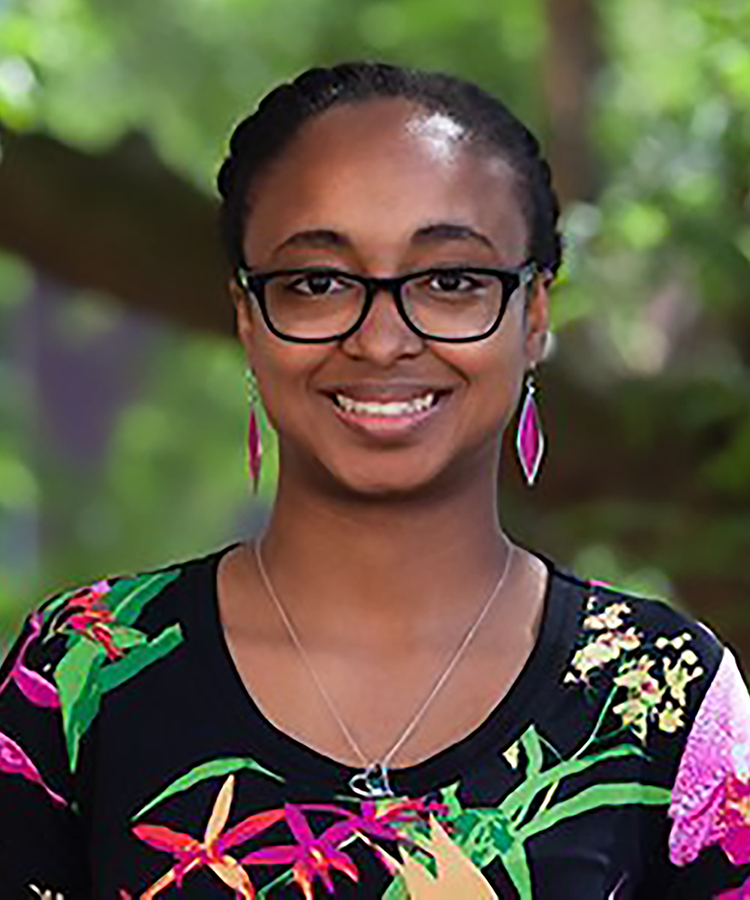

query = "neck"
[256, 446, 517, 636]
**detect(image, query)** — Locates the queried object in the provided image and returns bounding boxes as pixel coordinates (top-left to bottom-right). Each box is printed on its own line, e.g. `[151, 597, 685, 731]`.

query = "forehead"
[244, 98, 528, 265]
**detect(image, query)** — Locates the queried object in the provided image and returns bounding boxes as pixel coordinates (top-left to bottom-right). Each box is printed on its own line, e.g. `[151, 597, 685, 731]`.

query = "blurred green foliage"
[0, 0, 749, 646]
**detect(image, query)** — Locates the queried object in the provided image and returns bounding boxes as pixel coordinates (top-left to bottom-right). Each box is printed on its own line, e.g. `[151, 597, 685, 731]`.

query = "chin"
[321, 453, 455, 502]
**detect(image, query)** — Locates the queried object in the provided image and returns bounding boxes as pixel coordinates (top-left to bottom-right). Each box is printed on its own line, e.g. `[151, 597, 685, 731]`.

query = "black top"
[1, 543, 750, 899]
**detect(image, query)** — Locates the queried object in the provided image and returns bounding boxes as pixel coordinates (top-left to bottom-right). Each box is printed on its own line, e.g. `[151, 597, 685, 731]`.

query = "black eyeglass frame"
[235, 261, 537, 344]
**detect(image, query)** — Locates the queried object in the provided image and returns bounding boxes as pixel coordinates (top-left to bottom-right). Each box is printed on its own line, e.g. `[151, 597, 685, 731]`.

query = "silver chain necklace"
[252, 538, 515, 799]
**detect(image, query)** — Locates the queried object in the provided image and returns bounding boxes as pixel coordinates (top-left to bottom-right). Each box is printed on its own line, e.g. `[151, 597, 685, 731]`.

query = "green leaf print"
[520, 724, 544, 776]
[106, 569, 181, 624]
[423, 721, 670, 900]
[50, 570, 184, 773]
[381, 873, 410, 899]
[499, 740, 647, 821]
[108, 626, 148, 649]
[132, 756, 285, 820]
[498, 839, 533, 900]
[453, 808, 514, 869]
[99, 624, 183, 693]
[517, 782, 671, 840]
[69, 676, 104, 773]
[256, 870, 296, 899]
[55, 639, 105, 771]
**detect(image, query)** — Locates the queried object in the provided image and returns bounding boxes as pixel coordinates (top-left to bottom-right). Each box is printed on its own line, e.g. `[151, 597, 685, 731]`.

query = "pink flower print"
[300, 796, 446, 847]
[0, 729, 67, 806]
[0, 610, 60, 709]
[669, 649, 750, 867]
[242, 804, 359, 900]
[716, 874, 750, 899]
[12, 665, 60, 708]
[720, 773, 750, 865]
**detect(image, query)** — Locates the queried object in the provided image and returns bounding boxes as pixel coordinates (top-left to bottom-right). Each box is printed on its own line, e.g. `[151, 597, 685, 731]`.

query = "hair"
[217, 61, 563, 277]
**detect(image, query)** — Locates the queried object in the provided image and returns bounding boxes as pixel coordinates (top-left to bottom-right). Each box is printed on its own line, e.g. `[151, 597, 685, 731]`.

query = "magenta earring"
[516, 371, 545, 486]
[245, 369, 263, 494]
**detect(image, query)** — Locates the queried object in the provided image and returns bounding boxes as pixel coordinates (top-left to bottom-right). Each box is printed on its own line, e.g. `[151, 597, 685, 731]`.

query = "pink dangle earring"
[516, 370, 545, 486]
[245, 368, 263, 494]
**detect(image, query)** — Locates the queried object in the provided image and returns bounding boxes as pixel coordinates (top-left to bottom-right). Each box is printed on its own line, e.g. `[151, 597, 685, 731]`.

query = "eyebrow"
[410, 223, 496, 251]
[270, 222, 496, 256]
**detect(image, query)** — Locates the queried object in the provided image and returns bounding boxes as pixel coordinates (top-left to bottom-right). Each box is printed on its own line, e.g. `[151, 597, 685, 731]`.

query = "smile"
[326, 389, 450, 437]
[333, 392, 437, 417]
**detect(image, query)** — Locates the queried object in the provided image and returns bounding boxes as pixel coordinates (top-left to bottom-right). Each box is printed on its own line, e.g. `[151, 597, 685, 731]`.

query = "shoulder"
[10, 545, 217, 687]
[556, 569, 725, 745]
[1, 545, 230, 775]
[31, 542, 230, 650]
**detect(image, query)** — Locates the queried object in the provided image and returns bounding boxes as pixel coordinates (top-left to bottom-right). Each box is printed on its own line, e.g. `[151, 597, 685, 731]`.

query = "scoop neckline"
[198, 541, 582, 797]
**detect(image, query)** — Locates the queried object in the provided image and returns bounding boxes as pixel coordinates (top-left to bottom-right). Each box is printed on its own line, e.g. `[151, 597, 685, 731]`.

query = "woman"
[1, 61, 748, 899]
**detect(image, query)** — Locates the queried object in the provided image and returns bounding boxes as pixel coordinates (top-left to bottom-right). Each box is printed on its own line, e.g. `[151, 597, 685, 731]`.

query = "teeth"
[335, 393, 436, 417]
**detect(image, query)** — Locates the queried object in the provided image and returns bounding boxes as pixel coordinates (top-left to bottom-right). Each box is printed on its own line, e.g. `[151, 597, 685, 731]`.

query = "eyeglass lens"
[261, 270, 511, 340]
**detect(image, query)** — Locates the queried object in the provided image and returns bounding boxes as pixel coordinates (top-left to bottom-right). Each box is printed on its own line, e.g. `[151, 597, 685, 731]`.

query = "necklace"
[252, 538, 516, 799]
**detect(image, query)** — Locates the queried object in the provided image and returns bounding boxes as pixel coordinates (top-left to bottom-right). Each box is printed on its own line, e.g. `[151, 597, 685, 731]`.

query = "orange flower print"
[61, 581, 124, 660]
[134, 775, 283, 898]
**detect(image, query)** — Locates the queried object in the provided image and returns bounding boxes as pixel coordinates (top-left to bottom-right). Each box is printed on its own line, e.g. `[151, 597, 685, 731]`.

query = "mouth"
[324, 389, 452, 436]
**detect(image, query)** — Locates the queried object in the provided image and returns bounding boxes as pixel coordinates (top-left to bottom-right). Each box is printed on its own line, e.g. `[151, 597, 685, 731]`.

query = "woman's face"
[233, 98, 550, 497]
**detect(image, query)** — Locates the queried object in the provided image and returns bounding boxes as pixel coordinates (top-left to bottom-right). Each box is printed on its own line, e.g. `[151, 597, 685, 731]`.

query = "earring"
[245, 368, 263, 494]
[516, 370, 545, 486]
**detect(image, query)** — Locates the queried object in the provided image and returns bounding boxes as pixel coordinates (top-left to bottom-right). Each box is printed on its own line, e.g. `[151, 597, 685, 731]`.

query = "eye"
[426, 270, 484, 294]
[287, 272, 353, 297]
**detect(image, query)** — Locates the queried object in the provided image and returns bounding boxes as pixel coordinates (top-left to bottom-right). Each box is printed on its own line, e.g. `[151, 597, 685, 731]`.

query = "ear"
[230, 277, 256, 349]
[523, 272, 552, 368]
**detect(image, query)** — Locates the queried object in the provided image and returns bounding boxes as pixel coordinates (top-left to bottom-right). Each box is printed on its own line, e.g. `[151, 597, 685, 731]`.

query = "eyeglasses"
[236, 261, 537, 343]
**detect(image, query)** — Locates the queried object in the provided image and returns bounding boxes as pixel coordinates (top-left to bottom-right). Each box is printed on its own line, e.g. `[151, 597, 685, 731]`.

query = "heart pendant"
[349, 763, 394, 798]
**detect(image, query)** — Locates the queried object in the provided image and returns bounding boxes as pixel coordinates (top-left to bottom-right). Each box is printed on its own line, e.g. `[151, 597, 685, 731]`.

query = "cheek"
[251, 344, 326, 431]
[441, 347, 525, 450]
[438, 322, 526, 414]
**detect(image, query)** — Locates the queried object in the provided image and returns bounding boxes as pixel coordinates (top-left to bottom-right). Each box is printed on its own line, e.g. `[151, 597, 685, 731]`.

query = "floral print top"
[1, 543, 750, 899]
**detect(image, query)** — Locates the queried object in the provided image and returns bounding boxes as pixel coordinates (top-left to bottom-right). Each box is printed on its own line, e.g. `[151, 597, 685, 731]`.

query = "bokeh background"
[0, 0, 748, 659]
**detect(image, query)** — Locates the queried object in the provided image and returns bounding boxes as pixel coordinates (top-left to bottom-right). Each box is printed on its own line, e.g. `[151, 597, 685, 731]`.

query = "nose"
[340, 284, 424, 365]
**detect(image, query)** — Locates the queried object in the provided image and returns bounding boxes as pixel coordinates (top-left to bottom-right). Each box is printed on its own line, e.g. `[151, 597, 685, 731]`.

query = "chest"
[222, 619, 538, 769]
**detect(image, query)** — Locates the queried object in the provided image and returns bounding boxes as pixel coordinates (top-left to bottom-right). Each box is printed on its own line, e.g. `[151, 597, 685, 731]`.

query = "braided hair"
[217, 61, 562, 277]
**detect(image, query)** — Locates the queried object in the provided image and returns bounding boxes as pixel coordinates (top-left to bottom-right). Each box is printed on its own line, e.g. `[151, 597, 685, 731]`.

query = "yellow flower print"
[612, 656, 665, 742]
[662, 655, 703, 706]
[583, 603, 631, 631]
[502, 741, 520, 769]
[614, 656, 663, 705]
[657, 702, 684, 733]
[655, 632, 693, 651]
[568, 627, 641, 681]
[613, 696, 650, 742]
[28, 885, 66, 900]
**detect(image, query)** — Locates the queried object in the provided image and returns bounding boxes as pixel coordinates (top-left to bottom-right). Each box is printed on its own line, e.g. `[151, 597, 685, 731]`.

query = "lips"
[322, 385, 453, 437]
